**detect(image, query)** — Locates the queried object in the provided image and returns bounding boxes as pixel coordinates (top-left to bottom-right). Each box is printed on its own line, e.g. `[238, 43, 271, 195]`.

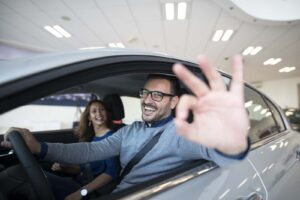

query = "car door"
[119, 74, 267, 200]
[244, 86, 300, 200]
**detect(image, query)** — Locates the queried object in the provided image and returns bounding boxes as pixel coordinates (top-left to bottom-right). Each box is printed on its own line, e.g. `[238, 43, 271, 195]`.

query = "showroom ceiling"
[0, 0, 300, 83]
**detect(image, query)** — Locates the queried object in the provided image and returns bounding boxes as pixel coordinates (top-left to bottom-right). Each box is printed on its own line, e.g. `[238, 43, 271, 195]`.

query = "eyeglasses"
[139, 88, 175, 102]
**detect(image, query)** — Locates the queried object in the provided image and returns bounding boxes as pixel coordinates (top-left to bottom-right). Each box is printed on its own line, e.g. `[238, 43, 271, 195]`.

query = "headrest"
[103, 94, 125, 121]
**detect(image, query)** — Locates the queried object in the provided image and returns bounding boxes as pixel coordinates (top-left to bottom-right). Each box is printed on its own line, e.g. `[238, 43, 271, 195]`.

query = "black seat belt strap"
[118, 129, 164, 184]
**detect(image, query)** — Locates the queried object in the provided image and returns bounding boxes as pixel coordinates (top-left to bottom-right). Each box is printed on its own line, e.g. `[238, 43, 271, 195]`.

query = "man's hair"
[146, 74, 180, 96]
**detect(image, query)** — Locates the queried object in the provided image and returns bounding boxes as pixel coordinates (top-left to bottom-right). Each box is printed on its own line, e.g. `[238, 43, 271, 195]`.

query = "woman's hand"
[51, 162, 62, 171]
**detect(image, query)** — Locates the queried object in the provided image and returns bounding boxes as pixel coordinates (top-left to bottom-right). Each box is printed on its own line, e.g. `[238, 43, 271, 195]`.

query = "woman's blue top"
[80, 130, 119, 179]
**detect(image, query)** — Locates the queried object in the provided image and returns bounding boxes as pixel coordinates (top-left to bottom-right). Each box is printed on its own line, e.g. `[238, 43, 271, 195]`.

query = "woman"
[50, 100, 119, 200]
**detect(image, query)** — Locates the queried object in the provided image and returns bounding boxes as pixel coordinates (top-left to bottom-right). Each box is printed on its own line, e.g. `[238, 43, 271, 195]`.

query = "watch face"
[81, 189, 88, 196]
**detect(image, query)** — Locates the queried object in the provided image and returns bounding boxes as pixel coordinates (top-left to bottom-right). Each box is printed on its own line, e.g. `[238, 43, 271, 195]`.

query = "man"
[2, 55, 249, 193]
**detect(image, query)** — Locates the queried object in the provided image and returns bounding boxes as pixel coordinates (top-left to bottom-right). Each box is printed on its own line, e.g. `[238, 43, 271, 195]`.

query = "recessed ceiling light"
[108, 42, 125, 48]
[79, 47, 105, 50]
[260, 109, 268, 115]
[177, 2, 187, 20]
[263, 58, 282, 65]
[165, 3, 175, 20]
[242, 47, 254, 55]
[242, 46, 262, 56]
[53, 25, 71, 38]
[212, 29, 234, 42]
[221, 29, 234, 41]
[272, 58, 282, 65]
[44, 26, 63, 38]
[116, 43, 125, 48]
[279, 66, 296, 73]
[108, 43, 117, 48]
[44, 25, 71, 38]
[254, 105, 262, 112]
[212, 30, 224, 42]
[250, 46, 262, 55]
[244, 100, 253, 108]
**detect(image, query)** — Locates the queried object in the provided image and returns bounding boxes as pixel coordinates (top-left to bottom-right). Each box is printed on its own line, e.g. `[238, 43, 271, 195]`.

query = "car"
[283, 108, 300, 132]
[0, 49, 300, 200]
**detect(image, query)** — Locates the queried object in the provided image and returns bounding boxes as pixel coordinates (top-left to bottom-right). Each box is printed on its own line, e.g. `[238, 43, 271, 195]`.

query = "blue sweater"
[44, 117, 248, 191]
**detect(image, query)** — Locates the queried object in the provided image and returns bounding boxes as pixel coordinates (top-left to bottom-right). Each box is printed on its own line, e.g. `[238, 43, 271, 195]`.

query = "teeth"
[145, 106, 155, 111]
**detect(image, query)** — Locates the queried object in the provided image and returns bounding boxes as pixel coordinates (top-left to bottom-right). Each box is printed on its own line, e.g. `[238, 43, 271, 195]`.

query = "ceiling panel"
[185, 0, 221, 61]
[0, 0, 299, 82]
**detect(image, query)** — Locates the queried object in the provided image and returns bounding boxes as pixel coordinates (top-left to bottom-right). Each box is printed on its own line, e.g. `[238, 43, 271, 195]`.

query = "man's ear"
[170, 96, 179, 109]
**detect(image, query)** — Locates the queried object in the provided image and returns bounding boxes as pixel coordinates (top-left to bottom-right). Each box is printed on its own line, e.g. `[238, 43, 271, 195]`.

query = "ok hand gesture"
[173, 55, 249, 155]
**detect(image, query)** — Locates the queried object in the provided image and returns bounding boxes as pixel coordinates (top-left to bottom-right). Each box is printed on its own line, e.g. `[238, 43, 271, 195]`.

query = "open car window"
[0, 93, 94, 134]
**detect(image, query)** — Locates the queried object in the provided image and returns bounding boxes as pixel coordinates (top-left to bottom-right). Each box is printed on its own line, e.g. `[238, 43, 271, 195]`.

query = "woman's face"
[88, 102, 107, 127]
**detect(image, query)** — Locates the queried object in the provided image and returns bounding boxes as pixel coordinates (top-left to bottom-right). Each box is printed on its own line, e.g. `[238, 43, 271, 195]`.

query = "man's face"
[141, 78, 178, 123]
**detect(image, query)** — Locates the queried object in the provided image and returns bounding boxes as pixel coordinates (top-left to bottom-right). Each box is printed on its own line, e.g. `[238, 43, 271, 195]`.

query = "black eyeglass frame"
[139, 88, 175, 102]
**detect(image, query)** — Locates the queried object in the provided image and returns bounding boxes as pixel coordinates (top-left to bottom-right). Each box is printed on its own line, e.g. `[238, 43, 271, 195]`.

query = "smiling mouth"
[144, 105, 156, 115]
[95, 117, 103, 121]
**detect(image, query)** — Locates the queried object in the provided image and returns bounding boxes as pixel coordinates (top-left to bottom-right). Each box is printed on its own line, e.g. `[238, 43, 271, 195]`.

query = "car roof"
[0, 48, 182, 85]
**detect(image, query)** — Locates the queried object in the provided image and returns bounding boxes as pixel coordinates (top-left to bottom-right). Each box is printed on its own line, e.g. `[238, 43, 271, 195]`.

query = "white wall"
[0, 105, 84, 134]
[257, 77, 300, 109]
[0, 97, 142, 134]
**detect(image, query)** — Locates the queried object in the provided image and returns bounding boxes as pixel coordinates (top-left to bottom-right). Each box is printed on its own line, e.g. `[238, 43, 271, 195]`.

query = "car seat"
[103, 94, 126, 132]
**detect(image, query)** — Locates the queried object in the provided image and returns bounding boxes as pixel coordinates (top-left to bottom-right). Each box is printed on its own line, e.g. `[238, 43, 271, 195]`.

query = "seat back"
[103, 94, 126, 131]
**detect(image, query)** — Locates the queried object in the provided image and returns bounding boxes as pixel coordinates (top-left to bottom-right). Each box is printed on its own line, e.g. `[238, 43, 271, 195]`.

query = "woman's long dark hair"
[75, 100, 112, 142]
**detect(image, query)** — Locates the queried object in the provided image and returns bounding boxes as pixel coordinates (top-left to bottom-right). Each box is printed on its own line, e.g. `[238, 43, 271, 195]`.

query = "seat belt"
[118, 129, 164, 184]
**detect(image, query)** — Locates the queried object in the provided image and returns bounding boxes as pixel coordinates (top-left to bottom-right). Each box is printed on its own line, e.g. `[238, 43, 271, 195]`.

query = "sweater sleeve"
[176, 135, 249, 167]
[44, 129, 123, 164]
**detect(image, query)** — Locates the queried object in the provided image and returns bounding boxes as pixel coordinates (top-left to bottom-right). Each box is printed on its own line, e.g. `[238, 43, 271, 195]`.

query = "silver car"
[0, 49, 299, 200]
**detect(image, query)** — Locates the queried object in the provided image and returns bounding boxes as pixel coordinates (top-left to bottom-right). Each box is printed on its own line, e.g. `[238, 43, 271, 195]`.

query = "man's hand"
[1, 127, 41, 155]
[172, 55, 249, 155]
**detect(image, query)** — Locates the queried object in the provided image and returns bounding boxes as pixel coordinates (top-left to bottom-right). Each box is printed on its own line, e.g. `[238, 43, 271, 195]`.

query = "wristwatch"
[80, 188, 88, 197]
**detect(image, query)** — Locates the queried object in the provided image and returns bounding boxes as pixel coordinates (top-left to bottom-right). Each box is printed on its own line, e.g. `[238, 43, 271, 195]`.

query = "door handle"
[236, 193, 263, 200]
[296, 150, 300, 161]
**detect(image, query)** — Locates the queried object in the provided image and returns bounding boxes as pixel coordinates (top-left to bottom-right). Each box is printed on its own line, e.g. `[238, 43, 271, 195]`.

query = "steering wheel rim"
[8, 131, 55, 200]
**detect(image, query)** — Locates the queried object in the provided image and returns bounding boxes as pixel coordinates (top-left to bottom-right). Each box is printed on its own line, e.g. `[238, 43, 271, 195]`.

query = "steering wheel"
[8, 131, 55, 200]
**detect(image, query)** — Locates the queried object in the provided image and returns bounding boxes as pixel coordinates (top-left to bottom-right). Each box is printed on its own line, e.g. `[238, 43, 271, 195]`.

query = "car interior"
[0, 70, 209, 200]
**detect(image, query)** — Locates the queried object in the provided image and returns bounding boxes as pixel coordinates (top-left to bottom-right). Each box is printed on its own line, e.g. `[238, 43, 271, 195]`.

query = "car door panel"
[248, 131, 300, 200]
[148, 159, 266, 200]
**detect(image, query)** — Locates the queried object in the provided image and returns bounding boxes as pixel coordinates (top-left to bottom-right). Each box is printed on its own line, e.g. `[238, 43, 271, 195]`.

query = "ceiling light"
[279, 66, 296, 73]
[242, 47, 254, 56]
[79, 47, 105, 50]
[165, 3, 175, 20]
[212, 29, 234, 42]
[272, 58, 282, 65]
[44, 26, 63, 38]
[265, 112, 272, 117]
[260, 109, 267, 115]
[177, 2, 187, 20]
[243, 46, 262, 56]
[53, 25, 71, 38]
[221, 29, 234, 41]
[263, 58, 282, 65]
[116, 43, 125, 48]
[250, 46, 262, 55]
[244, 100, 253, 108]
[108, 42, 125, 48]
[212, 30, 224, 42]
[108, 43, 117, 48]
[254, 105, 262, 112]
[263, 58, 273, 65]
